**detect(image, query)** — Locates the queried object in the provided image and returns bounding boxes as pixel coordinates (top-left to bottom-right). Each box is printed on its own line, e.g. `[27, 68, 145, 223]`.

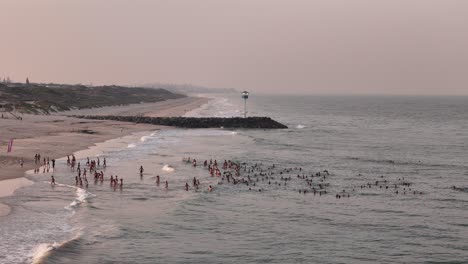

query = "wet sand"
[0, 96, 208, 216]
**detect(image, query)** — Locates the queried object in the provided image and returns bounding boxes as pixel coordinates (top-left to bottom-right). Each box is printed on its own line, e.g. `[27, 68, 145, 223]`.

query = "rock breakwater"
[71, 115, 288, 129]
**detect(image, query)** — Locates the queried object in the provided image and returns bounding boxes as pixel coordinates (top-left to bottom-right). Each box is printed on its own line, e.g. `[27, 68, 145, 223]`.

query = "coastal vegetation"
[0, 82, 184, 114]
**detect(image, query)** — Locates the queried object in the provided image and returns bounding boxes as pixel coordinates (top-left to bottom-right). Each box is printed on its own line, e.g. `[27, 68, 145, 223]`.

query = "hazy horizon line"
[2, 77, 467, 97]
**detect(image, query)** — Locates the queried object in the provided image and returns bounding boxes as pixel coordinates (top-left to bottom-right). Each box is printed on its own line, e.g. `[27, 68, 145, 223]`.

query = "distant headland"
[0, 81, 184, 114]
[0, 80, 287, 129]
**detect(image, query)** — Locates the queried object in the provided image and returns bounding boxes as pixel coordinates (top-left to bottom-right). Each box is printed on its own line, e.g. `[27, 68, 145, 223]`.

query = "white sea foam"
[162, 164, 175, 172]
[66, 189, 88, 209]
[140, 133, 158, 142]
[140, 136, 151, 142]
[296, 124, 307, 129]
[127, 143, 136, 148]
[31, 231, 83, 264]
[55, 183, 96, 211]
[160, 129, 238, 138]
[31, 242, 59, 264]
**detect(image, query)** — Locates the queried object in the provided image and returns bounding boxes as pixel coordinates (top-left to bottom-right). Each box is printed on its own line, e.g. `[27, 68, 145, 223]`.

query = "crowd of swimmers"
[39, 152, 433, 199]
[356, 176, 424, 195]
[181, 156, 332, 195]
[182, 157, 428, 198]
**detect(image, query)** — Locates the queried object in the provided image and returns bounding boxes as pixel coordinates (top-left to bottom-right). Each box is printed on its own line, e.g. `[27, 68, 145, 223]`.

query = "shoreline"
[0, 96, 209, 217]
[0, 177, 34, 216]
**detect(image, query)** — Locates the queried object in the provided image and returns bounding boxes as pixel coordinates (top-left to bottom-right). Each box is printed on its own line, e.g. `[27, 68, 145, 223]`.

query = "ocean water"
[1, 94, 468, 264]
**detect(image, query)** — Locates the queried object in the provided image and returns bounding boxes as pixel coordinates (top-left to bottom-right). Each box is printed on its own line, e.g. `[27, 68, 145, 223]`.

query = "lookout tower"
[241, 91, 249, 118]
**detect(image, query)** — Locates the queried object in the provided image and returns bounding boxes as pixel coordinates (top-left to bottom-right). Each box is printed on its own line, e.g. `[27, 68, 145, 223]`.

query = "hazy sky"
[1, 0, 467, 95]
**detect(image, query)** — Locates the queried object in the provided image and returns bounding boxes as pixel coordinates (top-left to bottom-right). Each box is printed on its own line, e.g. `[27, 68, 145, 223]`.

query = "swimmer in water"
[139, 165, 144, 175]
[185, 182, 189, 191]
[156, 175, 160, 185]
[51, 176, 56, 185]
[165, 181, 168, 189]
[208, 185, 214, 192]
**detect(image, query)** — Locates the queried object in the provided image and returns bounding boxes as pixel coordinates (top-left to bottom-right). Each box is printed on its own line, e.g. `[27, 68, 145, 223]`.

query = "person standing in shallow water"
[139, 165, 144, 175]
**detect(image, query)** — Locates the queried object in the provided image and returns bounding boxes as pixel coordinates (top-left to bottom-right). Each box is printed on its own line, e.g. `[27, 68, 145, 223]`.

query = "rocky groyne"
[72, 115, 288, 129]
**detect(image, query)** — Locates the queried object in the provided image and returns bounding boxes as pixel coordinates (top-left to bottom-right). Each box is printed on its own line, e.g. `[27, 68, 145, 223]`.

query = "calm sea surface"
[1, 94, 468, 264]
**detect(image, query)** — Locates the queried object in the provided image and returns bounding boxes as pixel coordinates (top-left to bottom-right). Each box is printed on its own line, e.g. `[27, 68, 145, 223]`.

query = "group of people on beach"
[46, 155, 123, 190]
[77, 157, 121, 188]
[33, 153, 55, 174]
[66, 155, 76, 170]
[87, 156, 106, 171]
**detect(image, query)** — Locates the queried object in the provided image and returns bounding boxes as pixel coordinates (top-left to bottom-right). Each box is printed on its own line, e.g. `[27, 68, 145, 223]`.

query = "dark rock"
[71, 115, 288, 129]
[76, 129, 96, 134]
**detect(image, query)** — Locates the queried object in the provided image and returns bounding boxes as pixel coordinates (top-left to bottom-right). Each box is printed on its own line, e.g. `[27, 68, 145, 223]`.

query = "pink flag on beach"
[7, 138, 13, 153]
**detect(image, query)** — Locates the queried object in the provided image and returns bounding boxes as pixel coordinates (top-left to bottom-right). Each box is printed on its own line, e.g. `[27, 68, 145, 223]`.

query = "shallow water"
[1, 94, 468, 263]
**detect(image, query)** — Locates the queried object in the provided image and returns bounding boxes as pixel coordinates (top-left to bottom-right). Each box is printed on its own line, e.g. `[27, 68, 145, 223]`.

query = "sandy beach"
[0, 96, 208, 216]
[59, 96, 210, 117]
